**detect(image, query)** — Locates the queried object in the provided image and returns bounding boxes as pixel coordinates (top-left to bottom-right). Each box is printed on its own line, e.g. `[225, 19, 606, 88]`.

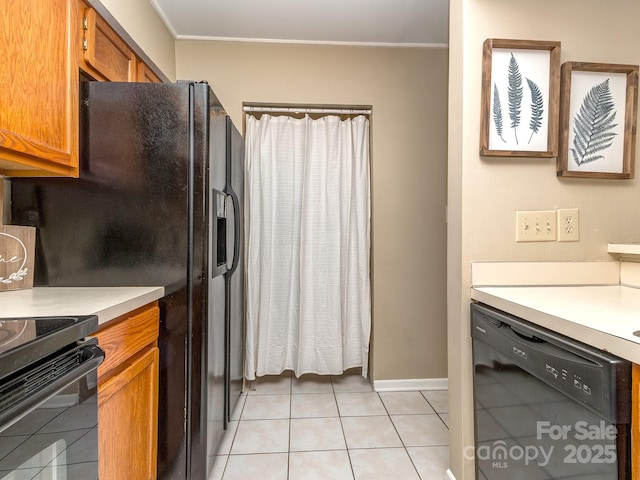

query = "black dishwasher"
[471, 302, 631, 480]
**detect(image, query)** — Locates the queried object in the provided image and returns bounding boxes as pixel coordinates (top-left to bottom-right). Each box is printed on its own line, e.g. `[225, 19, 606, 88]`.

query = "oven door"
[0, 339, 104, 479]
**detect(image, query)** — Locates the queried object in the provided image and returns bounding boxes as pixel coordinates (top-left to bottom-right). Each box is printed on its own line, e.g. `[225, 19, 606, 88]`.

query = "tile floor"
[208, 370, 449, 480]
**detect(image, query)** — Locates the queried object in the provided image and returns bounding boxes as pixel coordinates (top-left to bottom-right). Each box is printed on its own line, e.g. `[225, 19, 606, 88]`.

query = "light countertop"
[0, 286, 164, 325]
[471, 285, 640, 364]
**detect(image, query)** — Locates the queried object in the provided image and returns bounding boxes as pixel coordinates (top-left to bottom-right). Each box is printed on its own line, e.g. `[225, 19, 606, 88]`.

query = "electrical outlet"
[516, 210, 557, 242]
[557, 208, 580, 242]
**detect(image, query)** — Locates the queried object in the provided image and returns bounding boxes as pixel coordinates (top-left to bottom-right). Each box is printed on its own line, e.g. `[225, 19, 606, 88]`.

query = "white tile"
[341, 415, 402, 449]
[407, 446, 450, 479]
[230, 395, 246, 421]
[241, 394, 290, 420]
[421, 390, 449, 414]
[331, 373, 372, 393]
[208, 455, 227, 480]
[218, 421, 238, 455]
[289, 450, 354, 480]
[222, 453, 288, 480]
[391, 414, 449, 447]
[292, 374, 333, 394]
[335, 392, 386, 416]
[289, 417, 346, 452]
[350, 448, 420, 480]
[290, 393, 339, 418]
[439, 414, 449, 428]
[231, 419, 290, 454]
[379, 392, 436, 415]
[247, 373, 292, 395]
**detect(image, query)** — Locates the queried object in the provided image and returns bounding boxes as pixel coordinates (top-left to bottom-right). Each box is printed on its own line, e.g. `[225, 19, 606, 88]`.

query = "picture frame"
[480, 39, 561, 157]
[557, 62, 639, 179]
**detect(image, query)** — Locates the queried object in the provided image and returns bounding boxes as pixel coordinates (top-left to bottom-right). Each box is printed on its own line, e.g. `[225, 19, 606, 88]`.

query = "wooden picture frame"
[480, 39, 561, 157]
[557, 62, 639, 179]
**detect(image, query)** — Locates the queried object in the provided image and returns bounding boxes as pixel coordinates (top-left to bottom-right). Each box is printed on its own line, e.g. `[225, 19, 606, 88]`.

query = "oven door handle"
[0, 342, 104, 433]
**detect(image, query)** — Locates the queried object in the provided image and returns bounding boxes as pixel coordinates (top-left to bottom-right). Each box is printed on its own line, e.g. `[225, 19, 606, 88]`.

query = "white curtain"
[244, 113, 371, 380]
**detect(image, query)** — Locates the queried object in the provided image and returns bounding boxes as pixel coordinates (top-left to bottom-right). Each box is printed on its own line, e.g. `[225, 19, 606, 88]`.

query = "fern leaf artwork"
[507, 53, 523, 144]
[570, 78, 618, 166]
[526, 78, 544, 144]
[492, 83, 506, 142]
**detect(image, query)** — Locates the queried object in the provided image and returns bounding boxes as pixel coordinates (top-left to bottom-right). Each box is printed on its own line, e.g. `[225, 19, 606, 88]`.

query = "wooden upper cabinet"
[1, 0, 165, 176]
[137, 62, 163, 83]
[0, 0, 79, 176]
[80, 4, 137, 82]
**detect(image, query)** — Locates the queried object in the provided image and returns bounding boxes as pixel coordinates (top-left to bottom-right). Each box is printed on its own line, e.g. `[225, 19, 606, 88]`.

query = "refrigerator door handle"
[226, 187, 241, 276]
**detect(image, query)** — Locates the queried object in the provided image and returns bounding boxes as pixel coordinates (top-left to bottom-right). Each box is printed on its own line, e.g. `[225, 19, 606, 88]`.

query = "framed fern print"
[557, 62, 639, 179]
[480, 39, 561, 157]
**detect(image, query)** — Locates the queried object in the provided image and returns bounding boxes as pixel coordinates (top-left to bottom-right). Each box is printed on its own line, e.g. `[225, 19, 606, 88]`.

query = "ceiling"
[149, 0, 449, 47]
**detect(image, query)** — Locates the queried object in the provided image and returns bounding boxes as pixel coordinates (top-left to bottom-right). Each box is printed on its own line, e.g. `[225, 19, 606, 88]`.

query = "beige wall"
[448, 0, 640, 477]
[99, 0, 176, 81]
[176, 41, 449, 381]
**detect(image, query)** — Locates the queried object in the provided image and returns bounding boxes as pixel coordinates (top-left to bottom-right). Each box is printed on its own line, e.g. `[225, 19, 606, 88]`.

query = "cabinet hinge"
[82, 38, 88, 51]
[82, 16, 88, 31]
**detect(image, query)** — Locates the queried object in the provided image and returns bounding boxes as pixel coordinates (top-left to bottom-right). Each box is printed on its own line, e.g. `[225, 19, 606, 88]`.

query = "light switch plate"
[516, 210, 557, 242]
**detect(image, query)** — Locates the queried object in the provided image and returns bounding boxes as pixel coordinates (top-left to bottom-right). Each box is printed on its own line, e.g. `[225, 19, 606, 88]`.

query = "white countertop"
[471, 285, 640, 364]
[0, 287, 164, 325]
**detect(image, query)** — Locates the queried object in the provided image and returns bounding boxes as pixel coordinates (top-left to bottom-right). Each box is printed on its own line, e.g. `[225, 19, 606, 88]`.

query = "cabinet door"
[81, 6, 136, 82]
[0, 0, 78, 176]
[99, 346, 159, 480]
[137, 62, 162, 83]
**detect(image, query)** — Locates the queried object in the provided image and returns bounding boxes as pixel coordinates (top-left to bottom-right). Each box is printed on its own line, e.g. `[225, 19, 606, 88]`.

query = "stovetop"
[0, 315, 99, 381]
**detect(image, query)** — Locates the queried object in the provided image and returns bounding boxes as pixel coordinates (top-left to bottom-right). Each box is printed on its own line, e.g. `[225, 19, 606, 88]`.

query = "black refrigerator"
[10, 81, 245, 480]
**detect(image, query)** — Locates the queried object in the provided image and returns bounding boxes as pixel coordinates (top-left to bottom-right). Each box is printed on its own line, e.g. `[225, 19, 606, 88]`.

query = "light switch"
[516, 210, 557, 242]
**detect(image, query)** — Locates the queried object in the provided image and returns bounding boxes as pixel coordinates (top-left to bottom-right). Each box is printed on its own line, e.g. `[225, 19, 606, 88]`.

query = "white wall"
[448, 0, 640, 478]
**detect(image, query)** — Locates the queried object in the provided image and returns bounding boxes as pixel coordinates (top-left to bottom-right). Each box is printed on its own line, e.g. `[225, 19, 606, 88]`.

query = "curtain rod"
[243, 105, 371, 115]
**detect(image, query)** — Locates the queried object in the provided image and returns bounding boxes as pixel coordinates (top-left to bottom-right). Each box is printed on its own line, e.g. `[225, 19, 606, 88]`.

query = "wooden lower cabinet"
[95, 303, 160, 480]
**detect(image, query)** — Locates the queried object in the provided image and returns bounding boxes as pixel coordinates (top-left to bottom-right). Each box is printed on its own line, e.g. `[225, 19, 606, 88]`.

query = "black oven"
[471, 303, 631, 480]
[0, 315, 104, 479]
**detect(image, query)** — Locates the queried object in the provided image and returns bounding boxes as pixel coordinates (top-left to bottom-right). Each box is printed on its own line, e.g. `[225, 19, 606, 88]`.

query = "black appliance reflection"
[474, 348, 629, 480]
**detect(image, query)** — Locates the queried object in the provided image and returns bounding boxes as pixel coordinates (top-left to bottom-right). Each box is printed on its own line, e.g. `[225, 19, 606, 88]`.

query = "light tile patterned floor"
[208, 370, 449, 480]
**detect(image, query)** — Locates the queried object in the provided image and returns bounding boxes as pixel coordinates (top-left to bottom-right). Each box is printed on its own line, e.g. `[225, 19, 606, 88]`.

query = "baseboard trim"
[373, 377, 448, 392]
[445, 468, 456, 480]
